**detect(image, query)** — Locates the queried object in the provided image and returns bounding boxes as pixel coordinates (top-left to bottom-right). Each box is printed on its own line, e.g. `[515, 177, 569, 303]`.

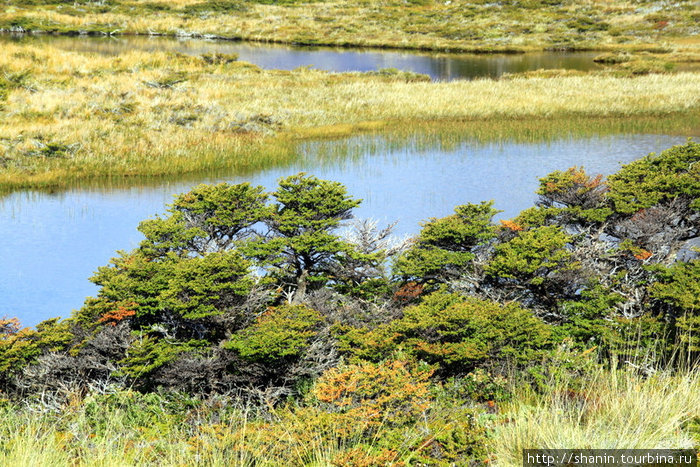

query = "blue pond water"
[0, 133, 692, 326]
[0, 34, 604, 81]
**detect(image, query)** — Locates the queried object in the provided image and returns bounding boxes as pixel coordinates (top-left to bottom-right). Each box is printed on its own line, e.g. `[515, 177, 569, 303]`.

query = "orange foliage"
[633, 249, 652, 261]
[0, 317, 21, 335]
[393, 282, 424, 303]
[544, 181, 559, 193]
[313, 360, 434, 427]
[500, 219, 524, 231]
[98, 303, 137, 326]
[584, 173, 604, 189]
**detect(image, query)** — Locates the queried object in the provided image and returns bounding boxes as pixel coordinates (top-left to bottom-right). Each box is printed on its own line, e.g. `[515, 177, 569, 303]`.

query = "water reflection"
[1, 34, 605, 80]
[0, 133, 693, 326]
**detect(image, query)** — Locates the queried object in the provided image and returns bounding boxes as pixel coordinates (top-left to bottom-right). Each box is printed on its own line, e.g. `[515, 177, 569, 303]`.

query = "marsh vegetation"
[0, 41, 698, 191]
[1, 0, 700, 55]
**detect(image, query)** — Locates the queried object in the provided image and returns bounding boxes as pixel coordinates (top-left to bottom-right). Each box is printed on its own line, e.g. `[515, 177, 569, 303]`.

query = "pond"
[1, 34, 605, 80]
[0, 132, 693, 327]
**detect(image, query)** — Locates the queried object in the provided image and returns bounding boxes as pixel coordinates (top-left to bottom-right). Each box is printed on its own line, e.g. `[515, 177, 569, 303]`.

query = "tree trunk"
[292, 269, 308, 304]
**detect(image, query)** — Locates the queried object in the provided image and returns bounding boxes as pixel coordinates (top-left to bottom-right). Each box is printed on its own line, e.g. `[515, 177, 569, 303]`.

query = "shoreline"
[0, 28, 684, 56]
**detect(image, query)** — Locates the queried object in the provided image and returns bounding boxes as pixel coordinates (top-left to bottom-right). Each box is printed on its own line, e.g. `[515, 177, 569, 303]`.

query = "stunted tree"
[66, 174, 373, 390]
[243, 173, 362, 301]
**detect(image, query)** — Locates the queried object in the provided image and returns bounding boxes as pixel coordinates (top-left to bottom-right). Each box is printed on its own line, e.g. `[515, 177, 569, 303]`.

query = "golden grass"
[490, 367, 700, 465]
[1, 0, 699, 54]
[0, 42, 699, 191]
[1, 367, 698, 466]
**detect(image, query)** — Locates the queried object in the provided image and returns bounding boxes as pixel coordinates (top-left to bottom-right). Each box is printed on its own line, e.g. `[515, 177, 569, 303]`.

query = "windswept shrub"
[339, 292, 554, 376]
[538, 166, 607, 209]
[536, 166, 611, 222]
[8, 141, 700, 397]
[394, 201, 499, 284]
[649, 260, 700, 352]
[223, 359, 488, 465]
[485, 225, 575, 292]
[607, 141, 700, 214]
[22, 175, 384, 394]
[226, 305, 323, 364]
[117, 335, 208, 381]
[312, 359, 433, 427]
[559, 284, 625, 345]
[0, 317, 72, 389]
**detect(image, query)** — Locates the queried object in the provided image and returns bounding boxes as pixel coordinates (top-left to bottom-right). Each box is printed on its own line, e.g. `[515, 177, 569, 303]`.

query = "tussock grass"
[1, 0, 699, 54]
[1, 367, 698, 465]
[490, 367, 700, 465]
[1, 42, 698, 192]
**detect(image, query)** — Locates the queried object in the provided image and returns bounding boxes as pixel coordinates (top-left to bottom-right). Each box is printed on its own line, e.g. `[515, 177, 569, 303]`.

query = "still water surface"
[1, 34, 605, 80]
[0, 133, 692, 326]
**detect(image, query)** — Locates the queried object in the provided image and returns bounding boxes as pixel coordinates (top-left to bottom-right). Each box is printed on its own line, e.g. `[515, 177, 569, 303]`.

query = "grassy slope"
[1, 0, 699, 55]
[1, 42, 699, 191]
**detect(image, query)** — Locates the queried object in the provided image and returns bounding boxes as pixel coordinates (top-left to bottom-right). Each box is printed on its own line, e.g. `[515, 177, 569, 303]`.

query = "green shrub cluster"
[1, 142, 698, 424]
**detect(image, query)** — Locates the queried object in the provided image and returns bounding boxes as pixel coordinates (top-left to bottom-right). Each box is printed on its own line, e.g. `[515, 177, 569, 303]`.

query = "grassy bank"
[1, 42, 699, 192]
[1, 0, 699, 55]
[492, 367, 700, 465]
[0, 367, 697, 466]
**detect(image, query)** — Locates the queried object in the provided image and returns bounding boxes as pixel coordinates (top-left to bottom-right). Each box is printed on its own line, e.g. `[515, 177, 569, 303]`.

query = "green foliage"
[118, 335, 207, 379]
[0, 320, 40, 377]
[80, 184, 263, 329]
[245, 173, 363, 293]
[593, 53, 633, 64]
[34, 318, 74, 352]
[442, 368, 512, 403]
[339, 292, 554, 375]
[485, 225, 574, 286]
[0, 317, 72, 381]
[9, 140, 700, 398]
[140, 182, 268, 257]
[227, 305, 323, 363]
[566, 16, 609, 32]
[649, 260, 700, 312]
[137, 214, 199, 259]
[161, 251, 254, 320]
[394, 201, 499, 283]
[272, 173, 359, 236]
[607, 141, 700, 214]
[526, 338, 602, 393]
[535, 166, 611, 222]
[559, 285, 625, 344]
[410, 406, 489, 465]
[88, 251, 227, 327]
[649, 260, 700, 351]
[69, 175, 372, 390]
[394, 245, 472, 283]
[602, 315, 671, 360]
[511, 206, 563, 228]
[87, 253, 168, 321]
